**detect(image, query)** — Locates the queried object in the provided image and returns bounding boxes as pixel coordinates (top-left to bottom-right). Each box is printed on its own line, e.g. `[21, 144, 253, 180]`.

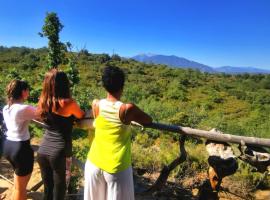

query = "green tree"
[97, 54, 111, 63]
[111, 54, 121, 61]
[66, 57, 80, 87]
[65, 43, 80, 93]
[39, 12, 65, 69]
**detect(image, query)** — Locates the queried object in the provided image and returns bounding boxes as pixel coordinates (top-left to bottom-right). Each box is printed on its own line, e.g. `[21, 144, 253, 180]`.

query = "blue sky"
[0, 0, 270, 69]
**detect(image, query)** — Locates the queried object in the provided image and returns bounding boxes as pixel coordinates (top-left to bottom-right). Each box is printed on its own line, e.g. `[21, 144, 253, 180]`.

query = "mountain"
[214, 66, 270, 74]
[132, 54, 215, 72]
[132, 54, 270, 74]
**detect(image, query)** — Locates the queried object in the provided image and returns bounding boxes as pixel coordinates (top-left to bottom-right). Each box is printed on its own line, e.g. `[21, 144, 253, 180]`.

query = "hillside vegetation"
[1, 46, 270, 136]
[0, 46, 270, 194]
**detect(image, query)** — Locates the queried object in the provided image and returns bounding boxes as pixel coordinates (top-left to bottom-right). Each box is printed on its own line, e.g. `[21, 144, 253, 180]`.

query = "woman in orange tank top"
[37, 69, 84, 200]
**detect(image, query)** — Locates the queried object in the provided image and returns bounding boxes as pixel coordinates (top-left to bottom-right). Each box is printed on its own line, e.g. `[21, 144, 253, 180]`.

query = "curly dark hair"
[102, 66, 125, 93]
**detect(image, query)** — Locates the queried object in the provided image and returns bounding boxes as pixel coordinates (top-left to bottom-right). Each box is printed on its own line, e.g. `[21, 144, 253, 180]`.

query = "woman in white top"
[2, 80, 37, 200]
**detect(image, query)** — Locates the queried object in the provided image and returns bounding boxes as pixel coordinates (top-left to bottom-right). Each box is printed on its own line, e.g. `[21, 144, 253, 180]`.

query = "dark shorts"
[3, 139, 34, 176]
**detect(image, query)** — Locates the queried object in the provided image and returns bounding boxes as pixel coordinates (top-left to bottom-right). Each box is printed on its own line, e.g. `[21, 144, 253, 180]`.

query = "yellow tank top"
[87, 99, 131, 173]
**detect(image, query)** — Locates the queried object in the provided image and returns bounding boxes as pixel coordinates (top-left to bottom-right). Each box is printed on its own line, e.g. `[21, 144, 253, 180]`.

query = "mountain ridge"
[132, 54, 270, 74]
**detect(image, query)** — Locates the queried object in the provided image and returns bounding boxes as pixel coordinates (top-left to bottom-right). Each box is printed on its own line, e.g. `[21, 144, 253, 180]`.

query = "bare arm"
[120, 103, 152, 125]
[19, 105, 38, 120]
[92, 99, 99, 119]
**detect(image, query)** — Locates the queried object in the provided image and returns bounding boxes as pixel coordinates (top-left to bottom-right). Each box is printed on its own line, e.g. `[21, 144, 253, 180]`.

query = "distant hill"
[132, 54, 215, 73]
[132, 54, 270, 74]
[214, 66, 270, 74]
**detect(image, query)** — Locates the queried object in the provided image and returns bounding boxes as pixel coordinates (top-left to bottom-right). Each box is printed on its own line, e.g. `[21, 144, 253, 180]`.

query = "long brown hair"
[6, 80, 29, 106]
[38, 69, 71, 120]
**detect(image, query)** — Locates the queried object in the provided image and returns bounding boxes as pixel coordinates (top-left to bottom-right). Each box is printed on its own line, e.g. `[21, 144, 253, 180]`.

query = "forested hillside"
[1, 46, 270, 137]
[0, 46, 270, 196]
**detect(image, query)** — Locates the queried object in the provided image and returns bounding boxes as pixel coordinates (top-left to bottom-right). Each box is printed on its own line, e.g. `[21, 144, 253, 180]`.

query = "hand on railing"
[130, 121, 144, 131]
[74, 109, 94, 130]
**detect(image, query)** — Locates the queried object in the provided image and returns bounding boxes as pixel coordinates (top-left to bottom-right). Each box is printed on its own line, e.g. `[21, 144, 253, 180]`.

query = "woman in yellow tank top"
[84, 66, 152, 200]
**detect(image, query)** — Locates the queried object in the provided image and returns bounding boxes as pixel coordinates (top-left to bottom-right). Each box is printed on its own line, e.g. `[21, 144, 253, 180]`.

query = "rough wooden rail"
[143, 122, 270, 147]
[20, 119, 270, 148]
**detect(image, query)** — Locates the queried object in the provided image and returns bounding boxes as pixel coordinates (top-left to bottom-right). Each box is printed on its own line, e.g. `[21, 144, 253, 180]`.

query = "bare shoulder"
[60, 98, 80, 111]
[125, 103, 136, 111]
[125, 103, 146, 115]
[92, 99, 100, 107]
[59, 98, 74, 107]
[92, 99, 100, 118]
[126, 102, 152, 125]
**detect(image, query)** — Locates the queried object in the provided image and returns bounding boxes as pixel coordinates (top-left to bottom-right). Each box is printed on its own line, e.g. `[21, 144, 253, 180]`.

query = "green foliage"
[66, 57, 80, 87]
[96, 53, 111, 63]
[1, 46, 270, 140]
[261, 76, 270, 89]
[166, 80, 188, 101]
[73, 132, 91, 162]
[7, 68, 22, 79]
[232, 160, 270, 189]
[39, 12, 65, 68]
[132, 133, 179, 172]
[68, 166, 82, 194]
[29, 124, 43, 138]
[29, 87, 42, 103]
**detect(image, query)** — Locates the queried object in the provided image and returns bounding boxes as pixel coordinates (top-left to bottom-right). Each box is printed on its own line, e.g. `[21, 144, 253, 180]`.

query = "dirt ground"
[1, 158, 270, 200]
[0, 140, 269, 200]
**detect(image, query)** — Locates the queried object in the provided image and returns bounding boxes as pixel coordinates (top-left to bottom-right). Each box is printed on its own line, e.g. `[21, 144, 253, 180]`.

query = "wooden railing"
[144, 122, 270, 147]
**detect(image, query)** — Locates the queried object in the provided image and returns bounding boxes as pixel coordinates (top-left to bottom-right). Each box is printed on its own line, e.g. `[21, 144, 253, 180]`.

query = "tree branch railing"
[71, 118, 270, 148]
[143, 122, 270, 148]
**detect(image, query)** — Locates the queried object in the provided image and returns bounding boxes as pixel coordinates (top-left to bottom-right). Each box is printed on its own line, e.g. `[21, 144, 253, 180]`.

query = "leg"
[50, 155, 66, 200]
[13, 173, 31, 200]
[6, 140, 34, 200]
[65, 157, 72, 191]
[37, 154, 54, 200]
[104, 166, 134, 200]
[84, 160, 106, 200]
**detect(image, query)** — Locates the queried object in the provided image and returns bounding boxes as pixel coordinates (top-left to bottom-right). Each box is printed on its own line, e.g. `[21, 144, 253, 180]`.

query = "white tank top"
[3, 103, 36, 141]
